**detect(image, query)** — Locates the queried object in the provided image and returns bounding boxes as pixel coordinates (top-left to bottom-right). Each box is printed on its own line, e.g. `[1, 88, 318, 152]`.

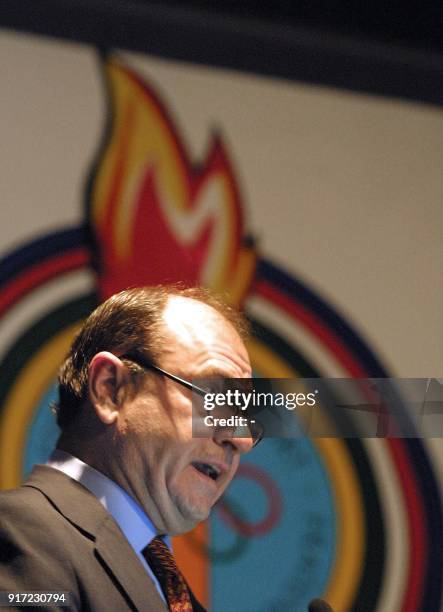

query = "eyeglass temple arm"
[121, 353, 208, 396]
[148, 363, 208, 397]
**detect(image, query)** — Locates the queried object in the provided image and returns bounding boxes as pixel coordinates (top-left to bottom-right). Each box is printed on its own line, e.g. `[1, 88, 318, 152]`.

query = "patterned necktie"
[142, 536, 194, 611]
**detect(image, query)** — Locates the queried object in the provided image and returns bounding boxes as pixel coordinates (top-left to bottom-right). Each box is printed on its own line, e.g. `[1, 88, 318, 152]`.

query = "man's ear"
[88, 351, 127, 425]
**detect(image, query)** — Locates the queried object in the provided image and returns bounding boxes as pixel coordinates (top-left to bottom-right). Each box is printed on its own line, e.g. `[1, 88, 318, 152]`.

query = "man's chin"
[170, 497, 211, 534]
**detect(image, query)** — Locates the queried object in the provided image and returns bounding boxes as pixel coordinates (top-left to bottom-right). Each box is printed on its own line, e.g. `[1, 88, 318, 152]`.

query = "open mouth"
[191, 462, 220, 482]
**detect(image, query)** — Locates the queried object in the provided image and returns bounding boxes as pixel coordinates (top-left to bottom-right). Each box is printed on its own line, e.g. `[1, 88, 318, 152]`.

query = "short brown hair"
[55, 285, 248, 429]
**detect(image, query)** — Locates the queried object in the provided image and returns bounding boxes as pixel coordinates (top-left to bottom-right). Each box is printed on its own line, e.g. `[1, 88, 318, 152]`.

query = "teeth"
[193, 462, 219, 481]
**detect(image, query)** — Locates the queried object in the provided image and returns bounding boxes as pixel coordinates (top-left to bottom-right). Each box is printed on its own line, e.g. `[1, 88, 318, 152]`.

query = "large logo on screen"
[0, 57, 440, 611]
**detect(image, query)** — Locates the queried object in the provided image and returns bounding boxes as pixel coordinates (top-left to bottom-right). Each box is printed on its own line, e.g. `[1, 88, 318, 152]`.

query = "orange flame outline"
[88, 57, 256, 307]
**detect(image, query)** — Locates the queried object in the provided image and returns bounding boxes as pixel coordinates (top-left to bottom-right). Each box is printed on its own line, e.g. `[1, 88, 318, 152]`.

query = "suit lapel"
[95, 515, 167, 611]
[23, 465, 168, 611]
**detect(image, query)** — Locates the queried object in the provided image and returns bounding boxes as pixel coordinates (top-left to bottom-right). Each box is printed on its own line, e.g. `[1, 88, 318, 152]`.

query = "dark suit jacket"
[0, 465, 169, 611]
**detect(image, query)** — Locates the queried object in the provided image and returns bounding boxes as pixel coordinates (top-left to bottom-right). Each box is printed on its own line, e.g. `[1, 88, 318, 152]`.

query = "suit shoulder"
[0, 484, 62, 526]
[0, 483, 85, 556]
[0, 485, 80, 601]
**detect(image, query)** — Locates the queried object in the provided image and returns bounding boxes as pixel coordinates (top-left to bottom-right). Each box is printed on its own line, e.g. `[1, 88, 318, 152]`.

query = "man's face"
[115, 296, 253, 535]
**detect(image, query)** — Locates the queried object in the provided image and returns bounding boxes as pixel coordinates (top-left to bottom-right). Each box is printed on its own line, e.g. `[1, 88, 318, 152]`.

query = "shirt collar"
[47, 449, 170, 552]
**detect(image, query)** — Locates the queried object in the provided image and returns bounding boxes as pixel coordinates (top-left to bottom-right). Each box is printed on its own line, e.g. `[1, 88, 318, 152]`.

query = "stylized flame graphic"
[88, 58, 256, 305]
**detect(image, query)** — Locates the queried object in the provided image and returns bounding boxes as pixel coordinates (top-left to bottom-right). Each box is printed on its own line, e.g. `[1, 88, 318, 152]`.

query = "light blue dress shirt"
[46, 449, 170, 604]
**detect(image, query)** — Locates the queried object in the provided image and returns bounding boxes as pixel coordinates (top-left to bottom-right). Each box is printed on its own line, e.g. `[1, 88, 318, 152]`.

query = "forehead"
[159, 296, 251, 376]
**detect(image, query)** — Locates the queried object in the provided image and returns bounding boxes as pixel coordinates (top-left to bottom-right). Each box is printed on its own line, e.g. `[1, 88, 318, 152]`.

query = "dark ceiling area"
[2, 0, 442, 105]
[143, 0, 443, 54]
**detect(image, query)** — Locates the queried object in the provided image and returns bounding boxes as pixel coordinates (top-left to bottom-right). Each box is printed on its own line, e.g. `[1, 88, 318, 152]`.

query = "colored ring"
[216, 463, 283, 537]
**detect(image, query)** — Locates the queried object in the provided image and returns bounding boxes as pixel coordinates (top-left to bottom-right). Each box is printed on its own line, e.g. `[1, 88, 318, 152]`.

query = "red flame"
[89, 59, 256, 305]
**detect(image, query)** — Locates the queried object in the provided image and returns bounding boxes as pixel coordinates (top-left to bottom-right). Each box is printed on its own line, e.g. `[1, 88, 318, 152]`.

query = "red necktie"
[142, 536, 194, 611]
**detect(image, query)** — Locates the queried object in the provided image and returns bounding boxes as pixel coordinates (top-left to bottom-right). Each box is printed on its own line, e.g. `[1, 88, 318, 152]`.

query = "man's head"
[56, 286, 253, 535]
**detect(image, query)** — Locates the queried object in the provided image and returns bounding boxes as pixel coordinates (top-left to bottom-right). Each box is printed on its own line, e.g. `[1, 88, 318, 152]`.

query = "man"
[0, 286, 256, 611]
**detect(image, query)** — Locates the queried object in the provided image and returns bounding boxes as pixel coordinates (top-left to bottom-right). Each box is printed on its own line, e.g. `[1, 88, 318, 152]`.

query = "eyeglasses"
[120, 352, 263, 447]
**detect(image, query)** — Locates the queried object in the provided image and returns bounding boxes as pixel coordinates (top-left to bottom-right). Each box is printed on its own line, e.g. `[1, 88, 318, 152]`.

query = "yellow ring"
[248, 337, 365, 612]
[0, 323, 81, 489]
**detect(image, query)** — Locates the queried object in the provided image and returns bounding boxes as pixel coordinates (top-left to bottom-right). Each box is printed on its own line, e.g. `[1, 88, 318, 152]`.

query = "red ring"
[217, 463, 283, 537]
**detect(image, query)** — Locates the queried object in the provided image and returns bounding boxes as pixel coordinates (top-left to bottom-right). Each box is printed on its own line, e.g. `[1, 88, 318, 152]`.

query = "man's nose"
[232, 436, 255, 454]
[213, 428, 254, 454]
